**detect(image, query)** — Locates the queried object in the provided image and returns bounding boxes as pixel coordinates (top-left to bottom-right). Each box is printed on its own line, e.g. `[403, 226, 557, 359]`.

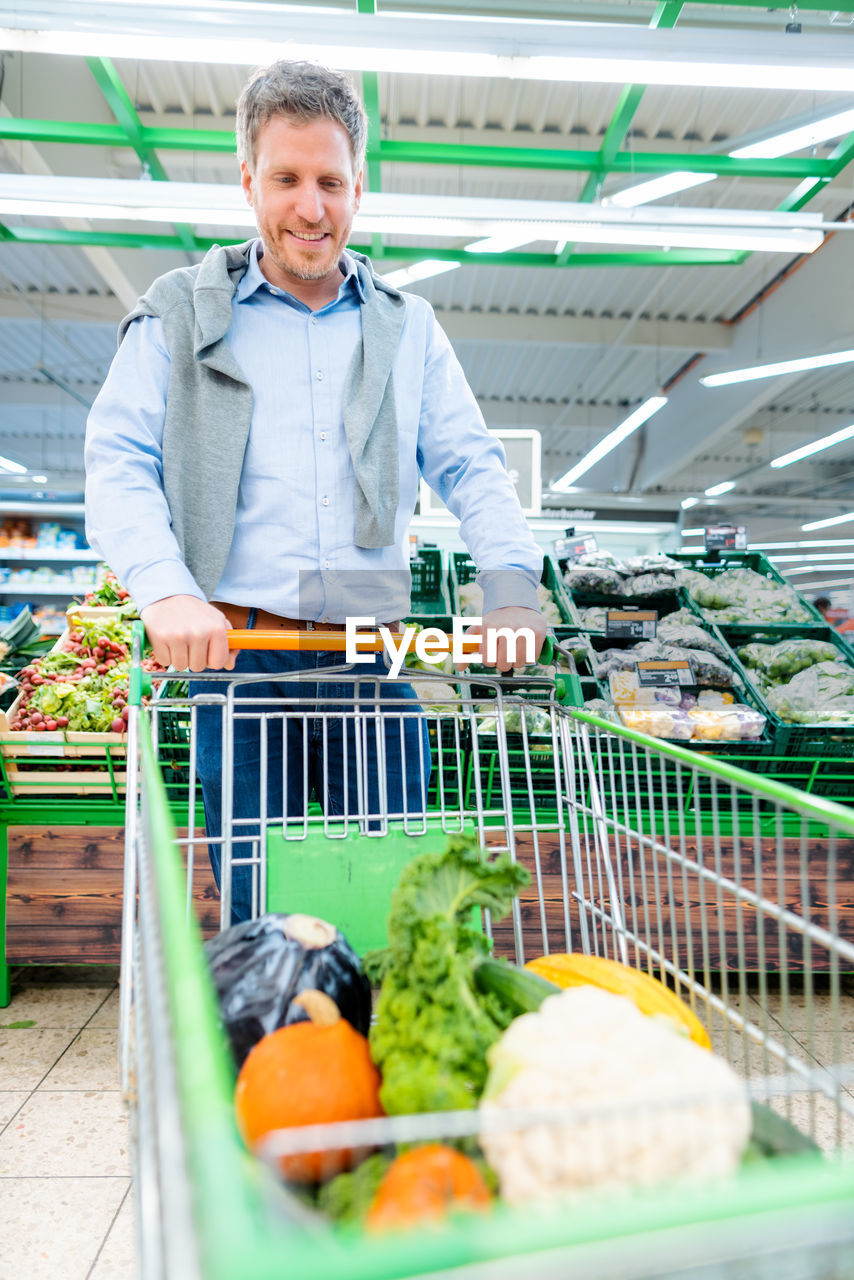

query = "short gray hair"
[236, 60, 367, 173]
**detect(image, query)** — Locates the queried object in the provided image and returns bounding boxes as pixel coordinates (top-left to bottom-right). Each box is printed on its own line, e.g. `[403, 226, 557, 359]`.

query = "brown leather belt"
[212, 602, 401, 633]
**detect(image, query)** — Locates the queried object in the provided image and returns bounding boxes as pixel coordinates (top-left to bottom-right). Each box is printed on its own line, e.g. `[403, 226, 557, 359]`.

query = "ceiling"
[1, 0, 854, 593]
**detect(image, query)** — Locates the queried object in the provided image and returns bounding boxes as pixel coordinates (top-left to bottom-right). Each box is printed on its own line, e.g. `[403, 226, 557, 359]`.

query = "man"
[85, 60, 546, 921]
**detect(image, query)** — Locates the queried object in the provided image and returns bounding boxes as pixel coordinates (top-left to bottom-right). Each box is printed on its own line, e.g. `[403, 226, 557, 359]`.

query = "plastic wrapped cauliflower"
[479, 987, 752, 1205]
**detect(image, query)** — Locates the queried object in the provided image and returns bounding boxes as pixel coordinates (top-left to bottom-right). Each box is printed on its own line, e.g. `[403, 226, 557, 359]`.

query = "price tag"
[606, 609, 657, 640]
[704, 525, 748, 552]
[636, 659, 694, 688]
[555, 535, 598, 561]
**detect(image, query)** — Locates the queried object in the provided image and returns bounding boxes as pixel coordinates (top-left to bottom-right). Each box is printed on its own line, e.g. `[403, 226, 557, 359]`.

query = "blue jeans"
[189, 629, 431, 925]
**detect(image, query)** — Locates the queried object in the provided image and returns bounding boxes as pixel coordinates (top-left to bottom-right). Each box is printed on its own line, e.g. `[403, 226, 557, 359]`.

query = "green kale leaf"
[368, 833, 529, 1115]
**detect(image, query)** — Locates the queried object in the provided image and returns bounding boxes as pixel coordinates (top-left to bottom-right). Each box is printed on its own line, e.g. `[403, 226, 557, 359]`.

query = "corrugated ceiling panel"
[0, 244, 116, 296]
[0, 320, 114, 383]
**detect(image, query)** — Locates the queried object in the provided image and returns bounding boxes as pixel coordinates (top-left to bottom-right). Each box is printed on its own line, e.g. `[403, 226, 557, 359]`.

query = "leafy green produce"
[475, 703, 551, 735]
[684, 567, 813, 625]
[73, 570, 137, 615]
[317, 1154, 393, 1224]
[765, 661, 854, 725]
[737, 638, 838, 684]
[366, 834, 530, 1115]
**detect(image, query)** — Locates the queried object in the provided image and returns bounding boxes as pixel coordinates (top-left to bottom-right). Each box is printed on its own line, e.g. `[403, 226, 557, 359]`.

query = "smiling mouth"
[287, 230, 330, 244]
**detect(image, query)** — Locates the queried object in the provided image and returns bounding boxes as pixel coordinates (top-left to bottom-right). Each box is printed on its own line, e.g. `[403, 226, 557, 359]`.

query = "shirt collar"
[235, 240, 366, 306]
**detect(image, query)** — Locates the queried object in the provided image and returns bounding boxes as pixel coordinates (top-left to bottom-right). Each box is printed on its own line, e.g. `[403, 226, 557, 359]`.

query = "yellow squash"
[524, 953, 711, 1049]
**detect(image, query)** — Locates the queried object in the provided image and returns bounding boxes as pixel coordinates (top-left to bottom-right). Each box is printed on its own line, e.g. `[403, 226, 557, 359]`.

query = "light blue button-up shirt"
[85, 243, 542, 619]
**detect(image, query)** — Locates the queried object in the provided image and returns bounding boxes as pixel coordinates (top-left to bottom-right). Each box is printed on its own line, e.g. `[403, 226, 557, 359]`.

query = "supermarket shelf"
[0, 549, 101, 562]
[0, 585, 90, 596]
[0, 501, 85, 517]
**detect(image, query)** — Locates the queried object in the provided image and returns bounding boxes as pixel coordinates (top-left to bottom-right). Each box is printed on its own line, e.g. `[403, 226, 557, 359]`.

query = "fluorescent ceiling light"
[753, 539, 854, 549]
[681, 528, 705, 536]
[551, 396, 668, 491]
[680, 497, 700, 510]
[802, 510, 854, 531]
[771, 422, 854, 469]
[701, 349, 854, 389]
[0, 176, 827, 255]
[4, 19, 854, 92]
[465, 234, 537, 253]
[591, 106, 854, 210]
[0, 454, 29, 474]
[731, 107, 854, 160]
[704, 480, 736, 497]
[782, 564, 854, 574]
[605, 173, 716, 209]
[768, 551, 854, 563]
[382, 260, 459, 288]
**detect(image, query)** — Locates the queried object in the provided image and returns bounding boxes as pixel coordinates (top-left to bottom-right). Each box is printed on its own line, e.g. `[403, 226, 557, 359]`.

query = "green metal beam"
[577, 1, 683, 205]
[85, 56, 197, 255]
[374, 142, 829, 180]
[1, 222, 740, 266]
[0, 118, 836, 182]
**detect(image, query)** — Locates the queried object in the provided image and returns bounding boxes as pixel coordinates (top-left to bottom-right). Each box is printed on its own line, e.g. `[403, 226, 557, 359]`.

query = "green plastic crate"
[406, 548, 452, 622]
[449, 551, 577, 623]
[580, 629, 774, 752]
[715, 623, 854, 757]
[671, 551, 826, 629]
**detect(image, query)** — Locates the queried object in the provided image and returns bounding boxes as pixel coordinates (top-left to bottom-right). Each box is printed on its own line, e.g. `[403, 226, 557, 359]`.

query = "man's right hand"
[140, 596, 237, 671]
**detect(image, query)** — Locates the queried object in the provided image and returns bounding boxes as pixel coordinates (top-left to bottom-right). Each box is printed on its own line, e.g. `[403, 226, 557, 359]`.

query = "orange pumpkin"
[234, 995, 383, 1183]
[366, 1145, 492, 1232]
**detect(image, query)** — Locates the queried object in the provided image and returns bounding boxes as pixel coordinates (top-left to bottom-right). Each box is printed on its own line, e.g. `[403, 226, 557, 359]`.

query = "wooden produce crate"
[0, 628, 128, 798]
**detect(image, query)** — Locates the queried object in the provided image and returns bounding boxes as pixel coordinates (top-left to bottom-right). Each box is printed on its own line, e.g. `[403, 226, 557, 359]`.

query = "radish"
[110, 717, 125, 734]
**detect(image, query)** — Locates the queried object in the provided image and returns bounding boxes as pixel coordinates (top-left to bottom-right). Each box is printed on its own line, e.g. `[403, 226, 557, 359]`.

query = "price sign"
[704, 525, 748, 552]
[555, 535, 598, 560]
[636, 659, 694, 688]
[606, 609, 657, 640]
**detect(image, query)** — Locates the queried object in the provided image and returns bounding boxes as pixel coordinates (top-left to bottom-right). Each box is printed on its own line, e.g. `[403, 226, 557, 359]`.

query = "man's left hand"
[457, 606, 549, 674]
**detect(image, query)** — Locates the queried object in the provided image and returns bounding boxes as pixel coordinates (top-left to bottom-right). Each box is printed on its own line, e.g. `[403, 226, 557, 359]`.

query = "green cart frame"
[123, 640, 854, 1279]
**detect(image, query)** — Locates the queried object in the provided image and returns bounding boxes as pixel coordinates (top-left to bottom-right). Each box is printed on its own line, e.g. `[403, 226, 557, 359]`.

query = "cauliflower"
[479, 987, 751, 1205]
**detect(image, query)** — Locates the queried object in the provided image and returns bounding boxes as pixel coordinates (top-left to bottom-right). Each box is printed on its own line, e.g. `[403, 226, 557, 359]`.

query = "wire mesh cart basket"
[121, 626, 854, 1280]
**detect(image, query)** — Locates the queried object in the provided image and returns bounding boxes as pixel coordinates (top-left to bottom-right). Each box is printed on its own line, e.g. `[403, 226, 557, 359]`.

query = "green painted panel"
[265, 816, 475, 955]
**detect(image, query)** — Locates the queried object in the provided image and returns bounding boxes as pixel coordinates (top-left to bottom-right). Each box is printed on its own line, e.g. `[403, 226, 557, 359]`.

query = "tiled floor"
[1, 967, 852, 1279]
[0, 966, 132, 1280]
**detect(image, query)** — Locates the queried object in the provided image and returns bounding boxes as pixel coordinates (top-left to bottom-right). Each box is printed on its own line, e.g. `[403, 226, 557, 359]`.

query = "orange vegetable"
[234, 995, 383, 1183]
[366, 1145, 491, 1232]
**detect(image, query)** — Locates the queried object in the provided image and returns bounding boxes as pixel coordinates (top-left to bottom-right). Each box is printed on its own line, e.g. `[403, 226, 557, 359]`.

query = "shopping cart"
[121, 625, 854, 1280]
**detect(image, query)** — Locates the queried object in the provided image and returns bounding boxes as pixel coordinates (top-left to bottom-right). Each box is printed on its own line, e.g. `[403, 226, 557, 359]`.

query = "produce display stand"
[670, 550, 828, 628]
[448, 551, 577, 623]
[124, 626, 854, 1279]
[406, 548, 453, 626]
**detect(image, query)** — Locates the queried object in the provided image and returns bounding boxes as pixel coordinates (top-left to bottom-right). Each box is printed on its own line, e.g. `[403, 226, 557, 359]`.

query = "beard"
[263, 221, 352, 283]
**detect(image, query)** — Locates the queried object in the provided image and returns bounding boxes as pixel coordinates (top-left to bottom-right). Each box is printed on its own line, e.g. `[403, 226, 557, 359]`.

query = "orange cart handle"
[226, 628, 486, 654]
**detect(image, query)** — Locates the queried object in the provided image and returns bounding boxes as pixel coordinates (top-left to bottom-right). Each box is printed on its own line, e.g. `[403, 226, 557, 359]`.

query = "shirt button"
[319, 431, 328, 442]
[321, 496, 330, 506]
[315, 370, 324, 381]
[311, 315, 319, 325]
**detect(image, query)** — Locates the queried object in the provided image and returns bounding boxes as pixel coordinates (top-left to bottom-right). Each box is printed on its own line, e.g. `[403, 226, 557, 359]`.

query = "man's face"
[241, 115, 362, 289]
